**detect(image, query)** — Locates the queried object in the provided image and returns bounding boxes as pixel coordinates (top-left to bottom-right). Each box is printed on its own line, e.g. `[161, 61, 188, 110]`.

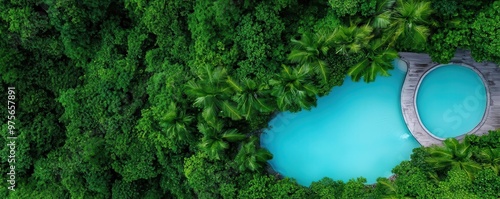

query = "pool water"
[416, 65, 487, 139]
[260, 60, 420, 186]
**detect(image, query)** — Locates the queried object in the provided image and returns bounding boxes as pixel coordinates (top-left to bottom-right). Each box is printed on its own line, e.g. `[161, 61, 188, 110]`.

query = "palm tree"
[226, 77, 274, 120]
[269, 65, 318, 112]
[185, 66, 241, 124]
[158, 102, 194, 142]
[386, 0, 433, 49]
[347, 39, 398, 82]
[235, 136, 273, 171]
[331, 23, 374, 55]
[476, 148, 500, 175]
[288, 32, 333, 84]
[377, 178, 414, 199]
[425, 138, 482, 179]
[198, 121, 246, 160]
[370, 0, 396, 30]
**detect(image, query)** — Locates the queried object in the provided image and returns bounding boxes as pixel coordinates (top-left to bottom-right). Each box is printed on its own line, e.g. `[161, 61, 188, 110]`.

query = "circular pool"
[415, 64, 488, 139]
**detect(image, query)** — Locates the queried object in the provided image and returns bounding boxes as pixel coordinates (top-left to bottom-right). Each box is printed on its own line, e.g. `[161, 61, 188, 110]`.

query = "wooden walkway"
[399, 50, 500, 147]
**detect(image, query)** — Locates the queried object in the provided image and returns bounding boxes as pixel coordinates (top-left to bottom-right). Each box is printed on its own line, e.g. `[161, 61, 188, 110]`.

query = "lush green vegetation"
[1, 0, 499, 198]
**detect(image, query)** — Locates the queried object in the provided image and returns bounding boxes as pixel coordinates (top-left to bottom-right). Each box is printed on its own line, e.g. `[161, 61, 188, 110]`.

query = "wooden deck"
[399, 50, 500, 147]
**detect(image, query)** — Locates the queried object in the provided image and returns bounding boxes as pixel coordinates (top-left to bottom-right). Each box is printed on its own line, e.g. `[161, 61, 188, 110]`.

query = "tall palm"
[347, 39, 398, 82]
[476, 148, 500, 175]
[198, 121, 246, 160]
[331, 24, 374, 55]
[288, 32, 334, 84]
[226, 77, 274, 120]
[425, 138, 482, 179]
[158, 102, 194, 142]
[235, 136, 273, 171]
[269, 65, 318, 112]
[185, 66, 241, 124]
[386, 0, 433, 49]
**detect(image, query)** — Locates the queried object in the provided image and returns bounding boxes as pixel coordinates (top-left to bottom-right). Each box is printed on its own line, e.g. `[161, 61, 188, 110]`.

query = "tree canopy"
[1, 0, 499, 198]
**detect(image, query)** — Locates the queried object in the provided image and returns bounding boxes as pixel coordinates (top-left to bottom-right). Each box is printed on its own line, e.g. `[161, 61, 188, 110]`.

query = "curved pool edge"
[413, 63, 490, 140]
[398, 58, 417, 140]
[399, 50, 500, 147]
[398, 57, 441, 146]
[260, 59, 420, 186]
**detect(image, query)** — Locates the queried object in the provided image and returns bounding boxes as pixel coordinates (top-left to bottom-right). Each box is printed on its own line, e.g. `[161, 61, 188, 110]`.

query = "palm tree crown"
[198, 121, 246, 160]
[371, 0, 396, 30]
[331, 24, 373, 55]
[387, 0, 433, 49]
[269, 65, 318, 112]
[158, 102, 194, 142]
[185, 66, 242, 124]
[425, 138, 481, 179]
[235, 136, 273, 171]
[347, 39, 398, 82]
[288, 32, 334, 84]
[476, 147, 500, 175]
[226, 77, 274, 120]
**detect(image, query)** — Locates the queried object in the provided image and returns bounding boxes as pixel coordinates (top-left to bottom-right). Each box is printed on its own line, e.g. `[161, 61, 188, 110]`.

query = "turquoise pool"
[416, 64, 487, 139]
[260, 60, 420, 186]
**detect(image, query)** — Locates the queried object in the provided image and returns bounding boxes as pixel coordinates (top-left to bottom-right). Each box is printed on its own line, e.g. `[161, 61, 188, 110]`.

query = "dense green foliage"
[1, 0, 499, 198]
[428, 0, 499, 63]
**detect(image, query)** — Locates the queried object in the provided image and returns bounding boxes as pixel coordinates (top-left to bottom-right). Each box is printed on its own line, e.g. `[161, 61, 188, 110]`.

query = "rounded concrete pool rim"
[413, 63, 490, 140]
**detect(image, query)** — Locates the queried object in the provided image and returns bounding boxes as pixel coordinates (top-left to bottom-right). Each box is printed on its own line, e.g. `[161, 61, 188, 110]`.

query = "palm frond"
[226, 76, 243, 92]
[314, 59, 329, 83]
[377, 178, 397, 194]
[443, 138, 460, 153]
[221, 100, 241, 120]
[288, 50, 315, 64]
[255, 149, 273, 162]
[222, 129, 246, 142]
[373, 11, 392, 29]
[376, 0, 396, 13]
[348, 59, 369, 82]
[202, 106, 217, 124]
